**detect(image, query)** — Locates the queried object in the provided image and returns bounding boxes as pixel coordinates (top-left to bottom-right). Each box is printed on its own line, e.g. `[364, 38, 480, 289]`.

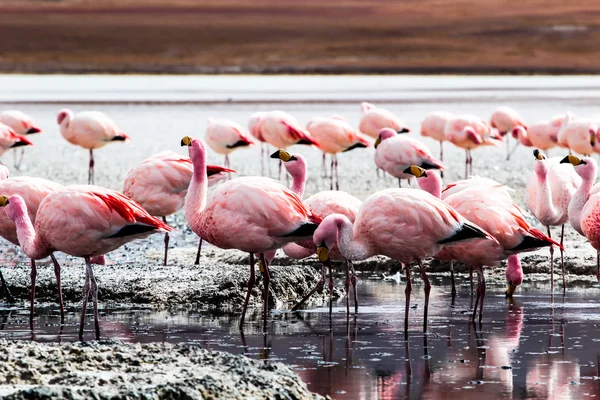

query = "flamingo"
[420, 111, 454, 173]
[560, 155, 600, 281]
[405, 166, 560, 320]
[358, 102, 409, 138]
[0, 123, 34, 166]
[122, 151, 234, 266]
[557, 118, 600, 156]
[57, 109, 130, 185]
[374, 128, 444, 187]
[181, 136, 321, 329]
[510, 112, 575, 158]
[444, 114, 502, 178]
[490, 106, 526, 159]
[526, 149, 581, 292]
[246, 111, 319, 179]
[312, 185, 492, 337]
[505, 254, 523, 297]
[0, 110, 42, 170]
[270, 149, 362, 314]
[0, 186, 172, 339]
[306, 116, 370, 190]
[205, 118, 255, 170]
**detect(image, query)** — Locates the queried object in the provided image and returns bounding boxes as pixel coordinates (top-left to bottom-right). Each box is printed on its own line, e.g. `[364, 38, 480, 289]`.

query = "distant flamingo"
[526, 149, 581, 292]
[306, 116, 370, 190]
[0, 110, 42, 170]
[0, 186, 171, 339]
[560, 155, 600, 281]
[490, 106, 526, 159]
[312, 186, 492, 338]
[205, 118, 254, 170]
[123, 151, 234, 266]
[270, 149, 362, 314]
[510, 112, 575, 158]
[246, 111, 319, 179]
[445, 115, 502, 178]
[405, 167, 560, 320]
[374, 128, 444, 187]
[358, 102, 409, 138]
[420, 111, 454, 173]
[57, 109, 130, 185]
[557, 118, 600, 156]
[181, 137, 321, 329]
[0, 123, 34, 166]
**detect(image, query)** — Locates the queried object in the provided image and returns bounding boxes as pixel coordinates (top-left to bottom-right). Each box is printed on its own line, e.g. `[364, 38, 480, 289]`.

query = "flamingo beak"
[505, 284, 517, 297]
[374, 137, 382, 149]
[181, 136, 193, 147]
[0, 196, 9, 206]
[397, 127, 410, 134]
[317, 243, 329, 262]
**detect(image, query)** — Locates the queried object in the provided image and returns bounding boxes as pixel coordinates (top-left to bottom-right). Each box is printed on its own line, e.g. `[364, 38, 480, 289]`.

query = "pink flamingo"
[557, 118, 600, 156]
[0, 123, 34, 167]
[306, 116, 370, 190]
[444, 114, 502, 178]
[0, 186, 172, 339]
[312, 185, 492, 337]
[560, 155, 600, 281]
[57, 109, 130, 185]
[420, 111, 454, 170]
[505, 254, 523, 297]
[181, 136, 321, 329]
[123, 151, 234, 266]
[526, 149, 581, 291]
[205, 118, 255, 170]
[358, 102, 409, 138]
[374, 128, 444, 187]
[405, 167, 560, 320]
[510, 112, 575, 158]
[490, 106, 526, 159]
[0, 110, 42, 170]
[246, 111, 319, 179]
[270, 149, 362, 314]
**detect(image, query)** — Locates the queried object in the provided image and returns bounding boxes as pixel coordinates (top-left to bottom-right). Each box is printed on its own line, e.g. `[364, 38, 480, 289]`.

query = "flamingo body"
[249, 110, 318, 149]
[57, 109, 129, 150]
[307, 116, 369, 154]
[359, 102, 408, 138]
[490, 106, 526, 135]
[0, 123, 33, 156]
[420, 111, 453, 142]
[557, 118, 600, 155]
[444, 115, 500, 150]
[0, 110, 42, 135]
[205, 118, 254, 155]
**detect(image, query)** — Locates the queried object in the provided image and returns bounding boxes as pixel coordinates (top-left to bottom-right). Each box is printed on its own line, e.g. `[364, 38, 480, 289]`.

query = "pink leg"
[85, 256, 101, 340]
[321, 153, 327, 178]
[404, 263, 412, 340]
[547, 226, 554, 290]
[162, 216, 169, 266]
[89, 149, 94, 185]
[344, 260, 350, 316]
[334, 154, 340, 190]
[439, 141, 444, 179]
[464, 150, 469, 179]
[327, 259, 334, 315]
[349, 260, 358, 314]
[260, 253, 271, 331]
[29, 259, 37, 329]
[560, 224, 566, 293]
[79, 259, 91, 340]
[239, 252, 256, 329]
[398, 178, 402, 188]
[225, 155, 231, 180]
[417, 259, 431, 334]
[450, 261, 457, 297]
[50, 254, 65, 324]
[194, 238, 203, 265]
[330, 156, 334, 190]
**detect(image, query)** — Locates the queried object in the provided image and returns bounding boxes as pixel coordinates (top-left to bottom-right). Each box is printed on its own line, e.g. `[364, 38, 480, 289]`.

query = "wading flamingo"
[0, 110, 42, 170]
[526, 149, 581, 292]
[560, 155, 600, 281]
[358, 102, 409, 138]
[205, 118, 255, 170]
[374, 128, 444, 188]
[270, 150, 362, 314]
[123, 151, 234, 266]
[406, 166, 560, 320]
[312, 185, 492, 338]
[510, 112, 575, 158]
[0, 186, 172, 340]
[420, 111, 454, 174]
[490, 106, 526, 160]
[57, 109, 130, 185]
[557, 118, 600, 156]
[246, 111, 319, 179]
[306, 116, 369, 190]
[181, 137, 321, 329]
[0, 123, 34, 166]
[505, 254, 523, 297]
[445, 115, 502, 178]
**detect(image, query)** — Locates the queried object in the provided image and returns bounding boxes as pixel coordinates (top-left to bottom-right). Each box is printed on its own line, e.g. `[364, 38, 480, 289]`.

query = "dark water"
[1, 277, 600, 399]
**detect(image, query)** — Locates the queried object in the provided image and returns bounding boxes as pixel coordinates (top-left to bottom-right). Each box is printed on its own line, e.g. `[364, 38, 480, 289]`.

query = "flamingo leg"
[88, 149, 95, 185]
[79, 259, 91, 340]
[560, 224, 566, 293]
[162, 216, 169, 266]
[376, 166, 380, 179]
[290, 264, 325, 311]
[450, 261, 457, 297]
[260, 253, 271, 331]
[330, 156, 334, 190]
[404, 263, 412, 340]
[417, 260, 431, 334]
[471, 265, 486, 323]
[505, 134, 510, 159]
[321, 153, 327, 178]
[506, 141, 520, 161]
[225, 155, 231, 180]
[398, 178, 402, 188]
[344, 260, 350, 316]
[50, 254, 65, 324]
[350, 260, 358, 314]
[194, 238, 203, 265]
[334, 154, 340, 190]
[0, 269, 14, 302]
[29, 259, 37, 328]
[547, 226, 554, 290]
[85, 256, 101, 340]
[278, 159, 282, 181]
[464, 149, 469, 179]
[439, 141, 444, 179]
[469, 265, 474, 295]
[239, 252, 256, 329]
[327, 259, 334, 315]
[260, 143, 265, 176]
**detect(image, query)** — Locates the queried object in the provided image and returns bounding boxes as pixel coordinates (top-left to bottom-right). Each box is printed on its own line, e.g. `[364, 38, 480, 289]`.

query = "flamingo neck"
[505, 255, 523, 286]
[12, 208, 51, 260]
[334, 215, 371, 261]
[284, 155, 307, 197]
[185, 151, 208, 223]
[569, 171, 595, 235]
[534, 168, 559, 223]
[416, 172, 442, 199]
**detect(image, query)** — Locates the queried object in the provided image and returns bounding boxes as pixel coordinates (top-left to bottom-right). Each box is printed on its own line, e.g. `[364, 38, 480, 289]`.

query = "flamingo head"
[56, 109, 72, 126]
[181, 136, 206, 165]
[505, 255, 523, 297]
[532, 149, 549, 179]
[270, 149, 306, 175]
[0, 194, 27, 223]
[374, 128, 396, 148]
[560, 154, 597, 181]
[403, 165, 442, 198]
[511, 125, 526, 139]
[313, 214, 346, 262]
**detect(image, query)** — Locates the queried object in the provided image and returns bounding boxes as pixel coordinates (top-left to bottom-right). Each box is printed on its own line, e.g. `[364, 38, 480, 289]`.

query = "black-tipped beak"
[559, 156, 570, 164]
[398, 128, 410, 134]
[25, 127, 41, 134]
[270, 151, 281, 159]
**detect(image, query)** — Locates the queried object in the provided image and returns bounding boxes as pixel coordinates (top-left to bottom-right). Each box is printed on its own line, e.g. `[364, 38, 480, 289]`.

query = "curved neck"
[335, 215, 371, 261]
[184, 152, 208, 222]
[570, 171, 595, 235]
[13, 210, 51, 260]
[534, 170, 559, 222]
[417, 173, 442, 199]
[291, 174, 306, 197]
[505, 254, 523, 284]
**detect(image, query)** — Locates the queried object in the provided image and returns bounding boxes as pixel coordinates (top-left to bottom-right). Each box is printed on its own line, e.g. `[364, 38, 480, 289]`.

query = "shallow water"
[2, 278, 600, 399]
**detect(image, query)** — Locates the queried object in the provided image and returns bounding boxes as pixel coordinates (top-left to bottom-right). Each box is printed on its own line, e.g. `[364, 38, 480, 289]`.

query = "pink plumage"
[557, 118, 600, 155]
[307, 116, 369, 154]
[420, 111, 454, 143]
[0, 110, 42, 135]
[358, 102, 408, 138]
[490, 106, 526, 135]
[248, 110, 318, 149]
[0, 122, 33, 156]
